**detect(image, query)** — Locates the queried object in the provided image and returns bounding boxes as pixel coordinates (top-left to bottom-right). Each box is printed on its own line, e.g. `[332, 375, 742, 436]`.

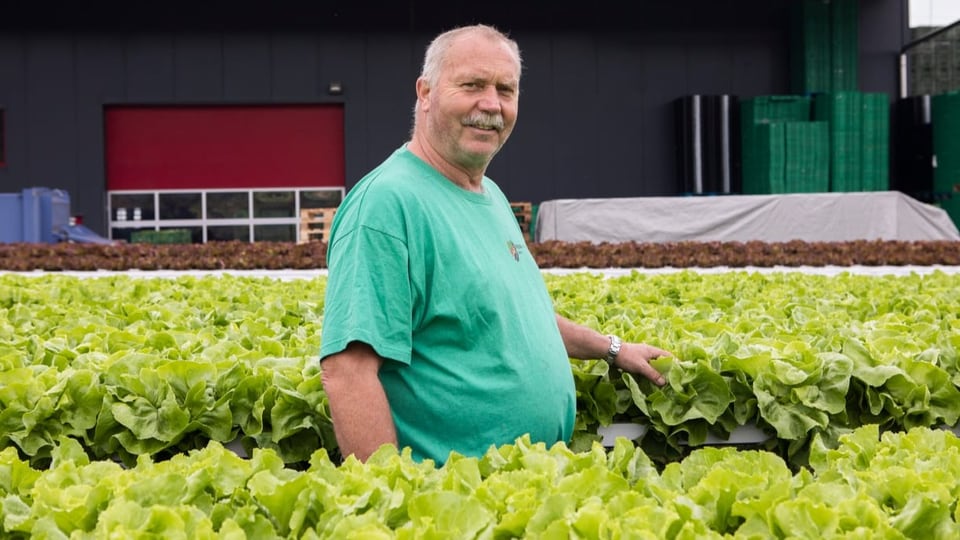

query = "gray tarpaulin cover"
[535, 191, 960, 243]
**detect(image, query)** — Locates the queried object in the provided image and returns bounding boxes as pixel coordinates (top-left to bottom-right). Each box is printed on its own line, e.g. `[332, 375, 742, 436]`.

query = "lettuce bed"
[553, 270, 960, 467]
[2, 270, 959, 472]
[3, 270, 960, 536]
[3, 426, 960, 538]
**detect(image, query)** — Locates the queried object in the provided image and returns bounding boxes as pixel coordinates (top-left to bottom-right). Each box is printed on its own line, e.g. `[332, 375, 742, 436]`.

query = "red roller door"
[105, 105, 344, 190]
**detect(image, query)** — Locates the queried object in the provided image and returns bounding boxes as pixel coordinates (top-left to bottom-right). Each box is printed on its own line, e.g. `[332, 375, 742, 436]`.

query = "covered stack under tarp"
[536, 191, 960, 243]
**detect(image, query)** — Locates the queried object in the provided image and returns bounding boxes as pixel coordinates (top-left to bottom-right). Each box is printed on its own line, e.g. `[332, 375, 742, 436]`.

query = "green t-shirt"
[320, 146, 575, 464]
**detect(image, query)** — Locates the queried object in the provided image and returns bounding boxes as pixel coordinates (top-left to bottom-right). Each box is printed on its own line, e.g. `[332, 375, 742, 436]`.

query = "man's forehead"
[447, 65, 519, 84]
[443, 44, 520, 81]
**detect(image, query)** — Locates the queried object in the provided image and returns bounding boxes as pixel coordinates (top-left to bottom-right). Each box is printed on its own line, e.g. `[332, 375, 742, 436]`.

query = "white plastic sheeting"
[535, 191, 960, 243]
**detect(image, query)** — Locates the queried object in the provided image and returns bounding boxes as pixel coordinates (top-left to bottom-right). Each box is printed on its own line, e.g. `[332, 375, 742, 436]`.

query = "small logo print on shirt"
[507, 240, 522, 261]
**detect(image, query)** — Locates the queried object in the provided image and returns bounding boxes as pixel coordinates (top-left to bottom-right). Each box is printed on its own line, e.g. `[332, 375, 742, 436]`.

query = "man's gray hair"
[420, 24, 522, 89]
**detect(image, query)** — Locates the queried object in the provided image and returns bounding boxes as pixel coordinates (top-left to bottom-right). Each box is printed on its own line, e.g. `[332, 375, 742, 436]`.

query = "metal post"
[692, 95, 703, 194]
[899, 53, 908, 99]
[721, 95, 731, 194]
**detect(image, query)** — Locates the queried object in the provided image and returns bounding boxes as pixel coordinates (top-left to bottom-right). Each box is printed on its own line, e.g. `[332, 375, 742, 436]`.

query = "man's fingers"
[641, 347, 670, 385]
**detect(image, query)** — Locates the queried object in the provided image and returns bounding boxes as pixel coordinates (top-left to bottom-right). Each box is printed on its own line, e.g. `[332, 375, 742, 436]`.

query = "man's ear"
[415, 78, 431, 112]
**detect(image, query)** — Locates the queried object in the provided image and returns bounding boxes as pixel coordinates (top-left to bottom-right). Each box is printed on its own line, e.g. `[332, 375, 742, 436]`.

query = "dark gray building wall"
[0, 0, 907, 236]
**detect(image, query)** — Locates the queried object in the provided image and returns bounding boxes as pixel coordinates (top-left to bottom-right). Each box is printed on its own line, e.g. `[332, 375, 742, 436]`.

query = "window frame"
[108, 187, 344, 243]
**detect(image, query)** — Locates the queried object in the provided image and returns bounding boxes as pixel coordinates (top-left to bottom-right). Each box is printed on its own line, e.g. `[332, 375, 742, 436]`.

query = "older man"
[320, 24, 670, 464]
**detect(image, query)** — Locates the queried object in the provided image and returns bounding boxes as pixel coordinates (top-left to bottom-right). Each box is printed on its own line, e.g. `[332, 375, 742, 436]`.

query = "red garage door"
[105, 104, 344, 190]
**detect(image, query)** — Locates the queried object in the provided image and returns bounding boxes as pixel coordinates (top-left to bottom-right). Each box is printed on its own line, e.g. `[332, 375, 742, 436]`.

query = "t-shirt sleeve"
[319, 224, 414, 365]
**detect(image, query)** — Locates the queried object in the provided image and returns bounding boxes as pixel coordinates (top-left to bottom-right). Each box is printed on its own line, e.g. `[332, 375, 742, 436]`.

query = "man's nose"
[477, 87, 502, 111]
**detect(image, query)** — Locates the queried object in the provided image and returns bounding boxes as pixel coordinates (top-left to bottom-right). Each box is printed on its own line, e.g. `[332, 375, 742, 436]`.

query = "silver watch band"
[605, 334, 622, 364]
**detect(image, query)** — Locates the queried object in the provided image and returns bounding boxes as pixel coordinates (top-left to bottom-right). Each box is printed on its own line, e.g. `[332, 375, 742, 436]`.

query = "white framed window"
[108, 187, 344, 243]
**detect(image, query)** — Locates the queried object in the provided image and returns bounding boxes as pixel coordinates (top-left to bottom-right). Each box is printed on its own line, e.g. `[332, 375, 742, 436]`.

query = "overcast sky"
[910, 0, 960, 26]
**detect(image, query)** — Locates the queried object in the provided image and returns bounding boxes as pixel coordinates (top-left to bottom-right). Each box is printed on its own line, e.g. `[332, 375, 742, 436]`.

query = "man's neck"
[407, 138, 486, 193]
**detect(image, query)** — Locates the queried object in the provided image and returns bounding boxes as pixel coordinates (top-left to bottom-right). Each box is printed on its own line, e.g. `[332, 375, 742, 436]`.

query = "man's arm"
[555, 315, 668, 386]
[320, 341, 398, 461]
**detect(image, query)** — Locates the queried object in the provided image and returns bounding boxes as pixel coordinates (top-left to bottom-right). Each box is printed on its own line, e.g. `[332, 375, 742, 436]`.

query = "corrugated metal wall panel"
[0, 0, 906, 236]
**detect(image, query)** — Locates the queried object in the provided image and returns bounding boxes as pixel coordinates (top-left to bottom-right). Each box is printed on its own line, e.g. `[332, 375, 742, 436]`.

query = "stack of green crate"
[860, 93, 890, 191]
[131, 229, 192, 244]
[830, 0, 859, 92]
[790, 0, 831, 95]
[741, 96, 829, 195]
[741, 96, 811, 194]
[790, 0, 858, 95]
[933, 91, 960, 227]
[814, 92, 863, 192]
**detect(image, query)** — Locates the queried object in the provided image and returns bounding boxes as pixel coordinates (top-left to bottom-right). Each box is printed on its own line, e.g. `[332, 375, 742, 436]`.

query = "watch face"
[606, 335, 622, 362]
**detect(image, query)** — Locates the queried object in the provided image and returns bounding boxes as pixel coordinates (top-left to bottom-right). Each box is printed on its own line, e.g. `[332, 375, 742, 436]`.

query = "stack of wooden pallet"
[298, 207, 338, 244]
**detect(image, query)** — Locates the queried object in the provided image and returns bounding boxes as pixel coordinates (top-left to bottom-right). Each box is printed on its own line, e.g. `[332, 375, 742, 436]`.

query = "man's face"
[420, 34, 520, 171]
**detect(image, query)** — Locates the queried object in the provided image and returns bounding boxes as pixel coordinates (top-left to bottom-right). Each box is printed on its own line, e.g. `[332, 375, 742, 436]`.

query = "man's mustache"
[462, 113, 505, 131]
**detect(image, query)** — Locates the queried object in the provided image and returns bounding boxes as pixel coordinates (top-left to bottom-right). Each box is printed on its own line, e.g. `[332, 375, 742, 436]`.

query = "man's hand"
[610, 342, 670, 386]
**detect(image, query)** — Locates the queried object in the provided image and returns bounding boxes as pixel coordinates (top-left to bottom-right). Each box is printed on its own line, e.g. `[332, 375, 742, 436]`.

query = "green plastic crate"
[860, 93, 890, 191]
[933, 91, 960, 195]
[130, 229, 192, 244]
[742, 95, 812, 125]
[741, 122, 786, 195]
[814, 92, 863, 192]
[785, 121, 830, 193]
[939, 197, 960, 231]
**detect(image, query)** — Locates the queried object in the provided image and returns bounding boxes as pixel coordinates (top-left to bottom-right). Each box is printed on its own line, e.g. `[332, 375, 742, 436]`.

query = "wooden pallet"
[298, 207, 338, 244]
[511, 201, 533, 241]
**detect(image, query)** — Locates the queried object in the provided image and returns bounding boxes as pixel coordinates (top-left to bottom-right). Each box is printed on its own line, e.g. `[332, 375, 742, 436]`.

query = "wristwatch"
[605, 335, 622, 364]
